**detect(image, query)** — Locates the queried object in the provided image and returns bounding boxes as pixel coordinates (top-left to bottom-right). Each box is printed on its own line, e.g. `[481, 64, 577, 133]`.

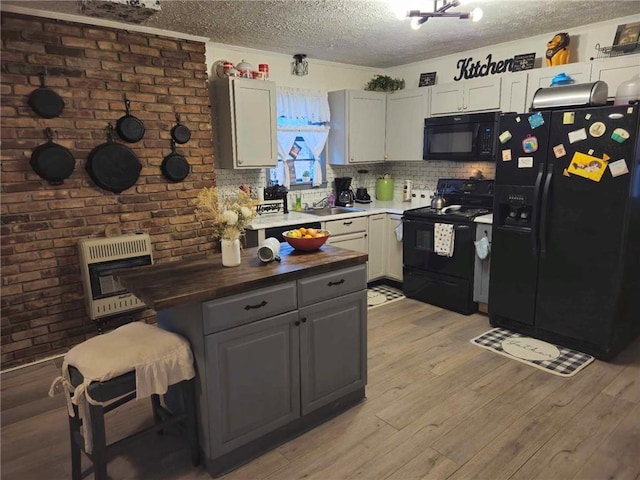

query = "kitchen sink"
[303, 206, 364, 217]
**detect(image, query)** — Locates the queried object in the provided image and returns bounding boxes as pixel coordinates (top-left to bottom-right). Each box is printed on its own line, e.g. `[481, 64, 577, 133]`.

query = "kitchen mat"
[470, 328, 594, 377]
[367, 285, 405, 309]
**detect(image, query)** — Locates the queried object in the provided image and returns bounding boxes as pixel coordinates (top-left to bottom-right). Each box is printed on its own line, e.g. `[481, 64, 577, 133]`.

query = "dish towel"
[434, 223, 455, 257]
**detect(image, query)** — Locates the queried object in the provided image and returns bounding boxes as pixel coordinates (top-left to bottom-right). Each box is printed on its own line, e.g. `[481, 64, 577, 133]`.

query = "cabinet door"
[205, 311, 300, 456]
[233, 79, 277, 168]
[473, 225, 492, 304]
[430, 83, 463, 115]
[327, 232, 367, 253]
[299, 290, 367, 415]
[464, 77, 501, 112]
[367, 214, 386, 281]
[386, 214, 403, 282]
[500, 71, 529, 113]
[385, 88, 430, 161]
[348, 91, 386, 163]
[525, 63, 592, 109]
[590, 56, 640, 100]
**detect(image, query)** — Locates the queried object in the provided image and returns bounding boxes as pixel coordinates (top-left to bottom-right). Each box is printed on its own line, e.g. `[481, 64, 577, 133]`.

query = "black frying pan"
[30, 128, 75, 185]
[28, 72, 64, 119]
[86, 124, 142, 193]
[115, 95, 145, 143]
[161, 140, 190, 182]
[171, 113, 191, 144]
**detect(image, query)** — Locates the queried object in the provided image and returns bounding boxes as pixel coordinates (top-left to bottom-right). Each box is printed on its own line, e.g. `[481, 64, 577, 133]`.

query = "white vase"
[221, 238, 241, 267]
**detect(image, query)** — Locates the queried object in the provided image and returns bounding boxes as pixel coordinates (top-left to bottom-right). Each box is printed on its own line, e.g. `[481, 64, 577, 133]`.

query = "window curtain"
[276, 87, 330, 187]
[275, 131, 298, 189]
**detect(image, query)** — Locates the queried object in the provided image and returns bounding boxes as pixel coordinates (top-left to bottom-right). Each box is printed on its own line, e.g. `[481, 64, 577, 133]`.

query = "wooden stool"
[50, 322, 200, 480]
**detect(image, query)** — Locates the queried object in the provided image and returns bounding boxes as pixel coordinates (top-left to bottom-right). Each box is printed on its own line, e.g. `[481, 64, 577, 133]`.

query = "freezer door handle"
[539, 164, 554, 257]
[531, 163, 545, 256]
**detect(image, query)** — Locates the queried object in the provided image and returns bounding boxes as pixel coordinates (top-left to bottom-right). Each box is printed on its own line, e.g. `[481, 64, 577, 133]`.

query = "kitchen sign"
[453, 52, 535, 81]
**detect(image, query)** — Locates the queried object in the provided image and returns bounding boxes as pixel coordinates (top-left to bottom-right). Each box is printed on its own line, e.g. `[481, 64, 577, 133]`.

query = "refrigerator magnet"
[588, 149, 595, 155]
[609, 159, 629, 177]
[563, 168, 571, 177]
[502, 149, 512, 161]
[585, 113, 592, 120]
[515, 116, 521, 123]
[611, 128, 629, 143]
[627, 107, 634, 115]
[522, 135, 538, 153]
[518, 157, 534, 168]
[499, 131, 512, 144]
[562, 112, 575, 125]
[528, 112, 545, 129]
[608, 113, 624, 120]
[553, 144, 566, 158]
[567, 152, 607, 182]
[568, 128, 587, 144]
[588, 122, 606, 138]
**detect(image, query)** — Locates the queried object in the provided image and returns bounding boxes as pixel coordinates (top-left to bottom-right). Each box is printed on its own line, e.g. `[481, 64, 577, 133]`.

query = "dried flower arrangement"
[195, 187, 257, 240]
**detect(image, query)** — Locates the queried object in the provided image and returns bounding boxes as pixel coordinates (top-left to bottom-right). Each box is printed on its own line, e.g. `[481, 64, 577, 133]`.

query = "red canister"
[258, 64, 269, 79]
[223, 61, 234, 75]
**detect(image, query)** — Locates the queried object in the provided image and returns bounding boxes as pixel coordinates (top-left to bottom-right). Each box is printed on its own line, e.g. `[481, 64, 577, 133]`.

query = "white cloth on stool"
[49, 322, 195, 453]
[434, 223, 455, 257]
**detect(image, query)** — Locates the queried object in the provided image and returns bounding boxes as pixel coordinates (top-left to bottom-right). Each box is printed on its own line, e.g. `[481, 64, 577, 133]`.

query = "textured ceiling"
[5, 0, 640, 68]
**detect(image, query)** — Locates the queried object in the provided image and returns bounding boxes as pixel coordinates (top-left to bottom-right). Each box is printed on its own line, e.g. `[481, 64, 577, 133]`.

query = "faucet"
[311, 197, 328, 209]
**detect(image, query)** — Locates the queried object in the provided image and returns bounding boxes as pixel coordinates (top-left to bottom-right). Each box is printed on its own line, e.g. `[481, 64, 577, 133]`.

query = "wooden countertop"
[114, 244, 367, 311]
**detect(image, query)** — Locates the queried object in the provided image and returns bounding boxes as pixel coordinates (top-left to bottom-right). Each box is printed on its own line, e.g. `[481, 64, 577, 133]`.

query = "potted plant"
[302, 171, 311, 182]
[365, 75, 406, 92]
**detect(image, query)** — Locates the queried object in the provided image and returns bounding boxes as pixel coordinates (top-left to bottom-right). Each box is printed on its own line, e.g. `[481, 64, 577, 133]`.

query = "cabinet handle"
[343, 221, 353, 225]
[328, 279, 345, 287]
[244, 300, 267, 310]
[463, 105, 468, 110]
[457, 106, 462, 111]
[301, 317, 307, 323]
[294, 320, 301, 326]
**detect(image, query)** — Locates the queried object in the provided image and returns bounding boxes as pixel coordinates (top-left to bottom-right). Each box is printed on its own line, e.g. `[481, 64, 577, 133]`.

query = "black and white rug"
[470, 328, 595, 377]
[367, 285, 405, 309]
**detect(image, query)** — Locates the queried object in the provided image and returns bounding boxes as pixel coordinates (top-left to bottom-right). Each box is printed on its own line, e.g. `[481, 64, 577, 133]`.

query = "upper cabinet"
[211, 77, 277, 169]
[328, 90, 387, 164]
[500, 71, 529, 114]
[385, 88, 430, 162]
[525, 63, 592, 111]
[430, 77, 501, 116]
[590, 56, 640, 100]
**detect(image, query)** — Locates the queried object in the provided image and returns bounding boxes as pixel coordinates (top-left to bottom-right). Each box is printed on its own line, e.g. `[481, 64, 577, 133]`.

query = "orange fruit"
[307, 228, 317, 236]
[304, 234, 313, 238]
[299, 227, 307, 235]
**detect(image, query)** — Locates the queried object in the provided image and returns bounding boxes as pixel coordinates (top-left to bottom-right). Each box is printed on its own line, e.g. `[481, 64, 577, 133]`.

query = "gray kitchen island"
[115, 244, 368, 477]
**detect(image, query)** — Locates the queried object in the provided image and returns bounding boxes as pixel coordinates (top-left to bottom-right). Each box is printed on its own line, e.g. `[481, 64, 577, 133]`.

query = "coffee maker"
[334, 177, 355, 207]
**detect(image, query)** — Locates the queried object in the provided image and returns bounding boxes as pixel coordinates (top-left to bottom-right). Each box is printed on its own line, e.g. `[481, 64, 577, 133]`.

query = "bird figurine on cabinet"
[546, 32, 570, 67]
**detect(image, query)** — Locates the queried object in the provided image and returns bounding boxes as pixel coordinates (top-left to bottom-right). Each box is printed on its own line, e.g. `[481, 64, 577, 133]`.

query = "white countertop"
[474, 214, 493, 225]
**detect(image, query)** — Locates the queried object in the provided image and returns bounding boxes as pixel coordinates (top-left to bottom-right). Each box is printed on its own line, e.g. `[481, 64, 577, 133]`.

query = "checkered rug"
[367, 285, 405, 309]
[471, 328, 594, 377]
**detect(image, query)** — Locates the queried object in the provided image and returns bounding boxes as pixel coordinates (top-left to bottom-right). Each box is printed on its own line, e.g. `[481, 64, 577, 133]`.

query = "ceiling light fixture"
[404, 0, 483, 29]
[292, 54, 309, 76]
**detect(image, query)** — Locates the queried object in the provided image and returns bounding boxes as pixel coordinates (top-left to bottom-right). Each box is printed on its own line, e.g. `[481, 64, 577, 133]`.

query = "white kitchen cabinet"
[500, 71, 529, 113]
[328, 90, 386, 164]
[367, 214, 386, 281]
[211, 77, 277, 169]
[430, 77, 501, 116]
[525, 63, 592, 110]
[385, 214, 403, 282]
[590, 56, 640, 100]
[385, 88, 430, 162]
[325, 216, 368, 259]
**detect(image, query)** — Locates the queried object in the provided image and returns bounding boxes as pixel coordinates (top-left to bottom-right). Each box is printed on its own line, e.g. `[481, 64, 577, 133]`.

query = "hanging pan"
[115, 95, 145, 143]
[30, 128, 75, 185]
[161, 140, 190, 182]
[28, 71, 64, 119]
[170, 113, 191, 144]
[86, 124, 142, 194]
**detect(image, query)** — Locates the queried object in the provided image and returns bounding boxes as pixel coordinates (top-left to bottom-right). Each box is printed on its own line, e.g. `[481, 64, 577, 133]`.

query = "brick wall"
[1, 13, 216, 369]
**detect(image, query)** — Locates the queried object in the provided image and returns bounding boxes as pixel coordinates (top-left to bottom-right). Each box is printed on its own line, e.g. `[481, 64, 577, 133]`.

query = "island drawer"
[203, 282, 297, 334]
[325, 217, 367, 236]
[297, 265, 366, 307]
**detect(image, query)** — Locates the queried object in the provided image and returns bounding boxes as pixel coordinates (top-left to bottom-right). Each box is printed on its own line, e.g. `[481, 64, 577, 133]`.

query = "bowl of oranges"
[283, 227, 330, 251]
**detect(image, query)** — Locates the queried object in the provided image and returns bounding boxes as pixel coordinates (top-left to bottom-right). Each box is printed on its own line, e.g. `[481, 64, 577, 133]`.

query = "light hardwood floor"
[2, 298, 639, 480]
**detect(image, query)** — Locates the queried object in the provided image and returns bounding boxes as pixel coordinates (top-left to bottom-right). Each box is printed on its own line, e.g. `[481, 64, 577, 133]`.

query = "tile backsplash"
[215, 161, 495, 206]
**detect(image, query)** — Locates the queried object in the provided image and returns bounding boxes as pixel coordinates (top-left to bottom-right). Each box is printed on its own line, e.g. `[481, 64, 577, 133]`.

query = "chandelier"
[394, 0, 483, 30]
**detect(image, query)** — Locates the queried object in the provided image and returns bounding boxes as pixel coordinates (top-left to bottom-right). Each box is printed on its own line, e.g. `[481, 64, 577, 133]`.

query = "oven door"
[402, 217, 474, 278]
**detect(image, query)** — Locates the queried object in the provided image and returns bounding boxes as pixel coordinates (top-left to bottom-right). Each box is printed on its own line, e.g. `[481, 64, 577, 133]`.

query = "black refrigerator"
[489, 104, 640, 359]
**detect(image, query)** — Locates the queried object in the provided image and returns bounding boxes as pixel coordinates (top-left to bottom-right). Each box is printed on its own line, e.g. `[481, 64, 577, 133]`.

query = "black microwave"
[423, 111, 499, 161]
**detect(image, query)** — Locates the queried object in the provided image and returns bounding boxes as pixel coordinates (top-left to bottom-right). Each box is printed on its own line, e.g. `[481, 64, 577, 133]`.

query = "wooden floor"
[2, 298, 639, 480]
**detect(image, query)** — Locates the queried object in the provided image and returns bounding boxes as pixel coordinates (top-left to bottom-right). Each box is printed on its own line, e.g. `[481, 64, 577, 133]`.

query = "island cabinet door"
[298, 290, 367, 415]
[205, 311, 300, 456]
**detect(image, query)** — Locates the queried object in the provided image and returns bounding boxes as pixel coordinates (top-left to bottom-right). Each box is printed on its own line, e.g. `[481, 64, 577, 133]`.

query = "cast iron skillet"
[28, 72, 64, 119]
[30, 127, 75, 185]
[86, 124, 142, 194]
[115, 95, 145, 143]
[161, 140, 190, 182]
[170, 113, 191, 144]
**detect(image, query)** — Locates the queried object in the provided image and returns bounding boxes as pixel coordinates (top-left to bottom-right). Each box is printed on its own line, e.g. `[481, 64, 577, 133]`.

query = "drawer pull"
[301, 317, 307, 323]
[328, 279, 345, 287]
[343, 221, 353, 225]
[244, 300, 267, 310]
[294, 320, 301, 326]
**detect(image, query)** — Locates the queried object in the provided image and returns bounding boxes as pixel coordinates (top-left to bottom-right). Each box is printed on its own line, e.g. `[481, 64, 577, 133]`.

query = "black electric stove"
[403, 178, 494, 315]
